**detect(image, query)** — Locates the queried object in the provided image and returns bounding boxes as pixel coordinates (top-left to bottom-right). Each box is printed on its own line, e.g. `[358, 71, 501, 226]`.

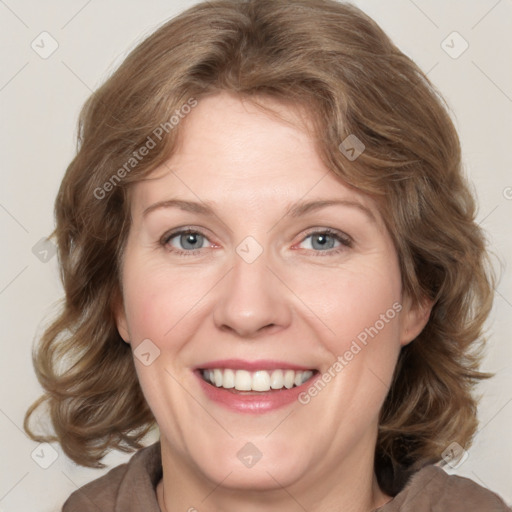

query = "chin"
[178, 432, 312, 491]
[198, 453, 309, 491]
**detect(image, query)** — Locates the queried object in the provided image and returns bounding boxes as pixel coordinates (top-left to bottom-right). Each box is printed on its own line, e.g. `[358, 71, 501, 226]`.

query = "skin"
[115, 92, 431, 512]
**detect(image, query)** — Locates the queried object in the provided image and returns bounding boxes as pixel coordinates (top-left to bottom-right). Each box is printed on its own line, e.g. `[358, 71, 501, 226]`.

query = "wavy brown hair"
[24, 0, 495, 497]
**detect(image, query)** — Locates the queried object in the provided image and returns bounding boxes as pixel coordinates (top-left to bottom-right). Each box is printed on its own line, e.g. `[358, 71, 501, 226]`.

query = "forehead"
[128, 92, 381, 225]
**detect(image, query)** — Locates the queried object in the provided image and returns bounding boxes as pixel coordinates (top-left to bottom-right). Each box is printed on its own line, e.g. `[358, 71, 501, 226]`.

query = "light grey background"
[0, 0, 511, 510]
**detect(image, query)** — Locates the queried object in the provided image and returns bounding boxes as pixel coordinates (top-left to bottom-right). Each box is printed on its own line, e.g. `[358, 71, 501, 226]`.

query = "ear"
[112, 295, 130, 344]
[399, 295, 433, 346]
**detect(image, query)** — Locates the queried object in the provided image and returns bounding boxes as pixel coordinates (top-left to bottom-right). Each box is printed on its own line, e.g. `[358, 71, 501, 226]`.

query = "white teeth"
[252, 371, 271, 392]
[201, 368, 315, 391]
[214, 369, 223, 387]
[270, 369, 284, 389]
[223, 368, 235, 389]
[284, 369, 295, 389]
[235, 370, 252, 391]
[302, 370, 313, 382]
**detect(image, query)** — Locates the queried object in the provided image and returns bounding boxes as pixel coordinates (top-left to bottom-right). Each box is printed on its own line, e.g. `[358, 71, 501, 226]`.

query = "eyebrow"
[143, 198, 377, 224]
[286, 199, 376, 223]
[143, 199, 215, 218]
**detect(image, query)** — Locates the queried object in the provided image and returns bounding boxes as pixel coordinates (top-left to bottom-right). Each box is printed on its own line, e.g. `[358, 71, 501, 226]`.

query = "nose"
[212, 249, 292, 339]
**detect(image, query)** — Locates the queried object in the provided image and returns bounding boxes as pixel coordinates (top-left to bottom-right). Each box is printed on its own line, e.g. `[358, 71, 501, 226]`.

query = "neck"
[157, 432, 392, 512]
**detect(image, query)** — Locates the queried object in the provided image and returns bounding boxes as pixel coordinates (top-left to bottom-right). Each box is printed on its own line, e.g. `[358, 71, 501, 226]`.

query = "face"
[116, 92, 429, 494]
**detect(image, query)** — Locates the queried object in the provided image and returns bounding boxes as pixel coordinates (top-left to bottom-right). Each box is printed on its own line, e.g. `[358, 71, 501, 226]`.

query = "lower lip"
[194, 370, 320, 413]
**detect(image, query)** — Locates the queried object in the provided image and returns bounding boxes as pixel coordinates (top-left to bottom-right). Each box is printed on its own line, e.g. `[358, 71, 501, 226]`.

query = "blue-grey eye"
[168, 231, 208, 251]
[299, 231, 348, 251]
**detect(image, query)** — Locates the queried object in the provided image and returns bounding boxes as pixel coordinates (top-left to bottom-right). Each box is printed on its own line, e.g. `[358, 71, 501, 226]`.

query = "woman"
[24, 0, 510, 510]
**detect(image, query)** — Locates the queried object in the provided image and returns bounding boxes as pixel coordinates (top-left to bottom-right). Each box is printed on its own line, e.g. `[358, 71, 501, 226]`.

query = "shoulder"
[62, 441, 162, 512]
[379, 464, 511, 512]
[419, 465, 511, 511]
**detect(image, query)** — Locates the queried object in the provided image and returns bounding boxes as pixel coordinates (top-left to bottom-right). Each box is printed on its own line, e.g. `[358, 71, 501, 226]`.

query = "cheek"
[293, 263, 404, 422]
[121, 257, 216, 344]
[291, 258, 403, 350]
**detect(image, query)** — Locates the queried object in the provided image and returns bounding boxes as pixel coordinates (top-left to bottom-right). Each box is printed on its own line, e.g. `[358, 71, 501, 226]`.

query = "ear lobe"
[113, 299, 131, 344]
[400, 296, 433, 346]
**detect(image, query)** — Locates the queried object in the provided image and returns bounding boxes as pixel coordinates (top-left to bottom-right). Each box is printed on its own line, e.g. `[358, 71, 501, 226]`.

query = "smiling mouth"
[199, 368, 319, 392]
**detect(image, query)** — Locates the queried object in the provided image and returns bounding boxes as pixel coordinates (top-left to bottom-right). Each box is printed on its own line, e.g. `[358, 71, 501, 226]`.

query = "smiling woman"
[23, 1, 510, 511]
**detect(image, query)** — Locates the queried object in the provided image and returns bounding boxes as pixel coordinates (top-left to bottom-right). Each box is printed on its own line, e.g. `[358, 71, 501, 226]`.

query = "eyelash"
[160, 227, 353, 257]
[298, 227, 353, 256]
[160, 228, 213, 257]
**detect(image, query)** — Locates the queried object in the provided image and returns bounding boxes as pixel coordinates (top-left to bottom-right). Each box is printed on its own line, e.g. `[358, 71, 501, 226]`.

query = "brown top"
[62, 442, 510, 511]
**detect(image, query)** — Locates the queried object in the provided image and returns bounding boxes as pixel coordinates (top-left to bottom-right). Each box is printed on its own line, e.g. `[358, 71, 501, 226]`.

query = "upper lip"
[196, 359, 316, 371]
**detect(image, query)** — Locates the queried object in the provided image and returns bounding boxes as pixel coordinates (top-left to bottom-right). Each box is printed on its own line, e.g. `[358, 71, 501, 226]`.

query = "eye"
[297, 229, 352, 254]
[162, 229, 211, 254]
[160, 227, 352, 256]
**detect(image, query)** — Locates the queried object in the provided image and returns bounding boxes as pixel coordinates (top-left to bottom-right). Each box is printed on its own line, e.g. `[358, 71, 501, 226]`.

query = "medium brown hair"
[24, 0, 495, 496]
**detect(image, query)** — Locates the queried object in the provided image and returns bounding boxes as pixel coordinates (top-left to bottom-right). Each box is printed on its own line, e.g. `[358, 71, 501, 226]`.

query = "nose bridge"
[213, 240, 291, 337]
